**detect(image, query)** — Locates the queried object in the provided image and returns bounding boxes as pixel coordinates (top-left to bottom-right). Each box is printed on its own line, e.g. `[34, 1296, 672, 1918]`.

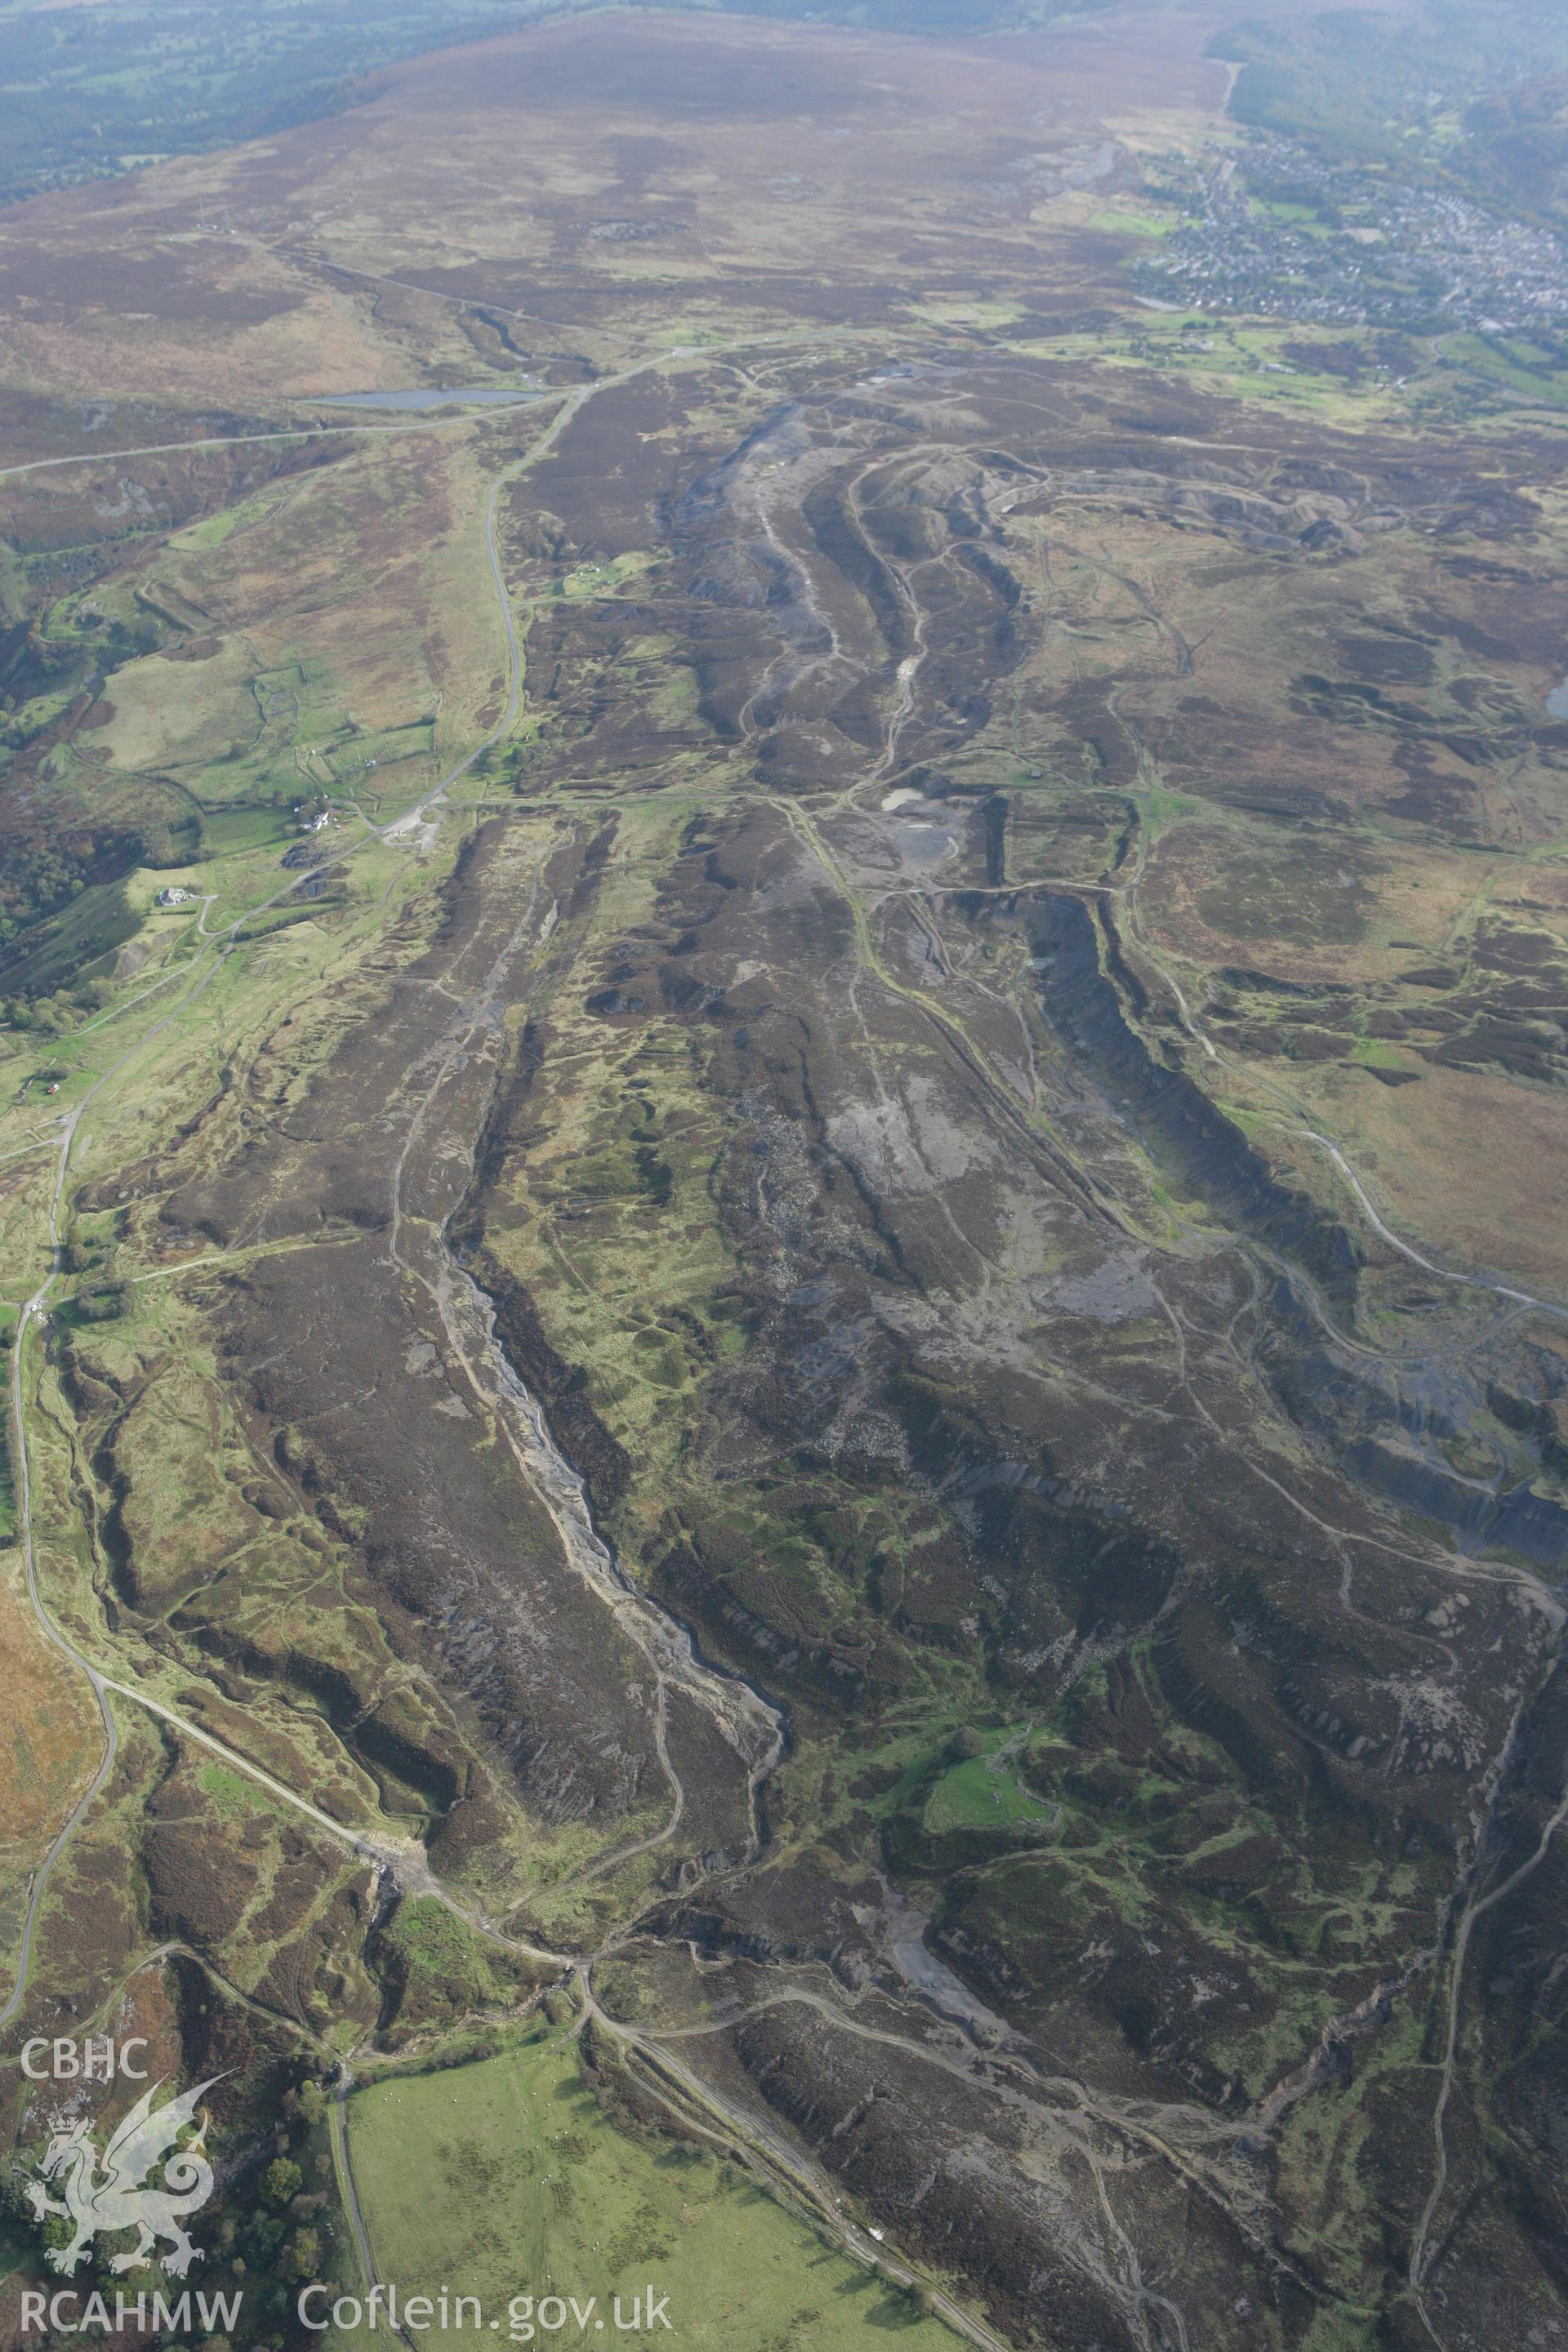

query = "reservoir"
[1548, 676, 1568, 718]
[309, 385, 539, 410]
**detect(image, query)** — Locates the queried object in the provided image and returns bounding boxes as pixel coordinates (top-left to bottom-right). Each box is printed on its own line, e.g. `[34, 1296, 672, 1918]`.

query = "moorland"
[0, 4, 1566, 2349]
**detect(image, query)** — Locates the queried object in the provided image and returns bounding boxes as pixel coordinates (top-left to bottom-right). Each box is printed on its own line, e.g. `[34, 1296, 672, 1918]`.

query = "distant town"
[1140, 132, 1568, 340]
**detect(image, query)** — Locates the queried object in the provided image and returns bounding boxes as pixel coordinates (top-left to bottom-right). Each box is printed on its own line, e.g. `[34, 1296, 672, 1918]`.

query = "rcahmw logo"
[21, 2038, 150, 2081]
[20, 2288, 244, 2339]
[19, 2074, 225, 2279]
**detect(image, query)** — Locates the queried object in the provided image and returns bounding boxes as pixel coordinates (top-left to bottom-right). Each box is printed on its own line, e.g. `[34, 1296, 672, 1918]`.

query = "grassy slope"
[340, 2027, 959, 2348]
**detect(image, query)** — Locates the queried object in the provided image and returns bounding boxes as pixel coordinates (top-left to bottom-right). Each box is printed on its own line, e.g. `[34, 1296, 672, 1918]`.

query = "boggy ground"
[2, 6, 1568, 2349]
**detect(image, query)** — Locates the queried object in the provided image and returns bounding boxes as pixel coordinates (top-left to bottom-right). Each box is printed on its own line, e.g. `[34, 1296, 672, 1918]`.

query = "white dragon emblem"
[24, 2074, 225, 2278]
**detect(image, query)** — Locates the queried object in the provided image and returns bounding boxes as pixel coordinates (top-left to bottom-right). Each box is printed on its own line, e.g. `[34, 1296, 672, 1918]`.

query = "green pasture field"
[922, 1748, 1055, 1838]
[337, 2027, 960, 2350]
[1085, 208, 1174, 238]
